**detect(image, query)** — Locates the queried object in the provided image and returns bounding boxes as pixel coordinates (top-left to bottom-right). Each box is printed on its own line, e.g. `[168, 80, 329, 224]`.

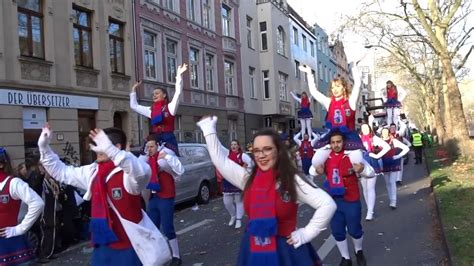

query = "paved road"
[48, 151, 448, 265]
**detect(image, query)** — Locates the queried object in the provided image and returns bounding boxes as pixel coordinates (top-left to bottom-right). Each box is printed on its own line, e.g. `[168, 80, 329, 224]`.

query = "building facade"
[0, 0, 137, 166]
[133, 0, 244, 148]
[288, 6, 322, 128]
[239, 0, 295, 142]
[330, 38, 353, 87]
[313, 23, 337, 125]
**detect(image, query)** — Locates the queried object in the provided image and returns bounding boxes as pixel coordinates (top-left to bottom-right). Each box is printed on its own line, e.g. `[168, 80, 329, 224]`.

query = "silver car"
[175, 143, 216, 204]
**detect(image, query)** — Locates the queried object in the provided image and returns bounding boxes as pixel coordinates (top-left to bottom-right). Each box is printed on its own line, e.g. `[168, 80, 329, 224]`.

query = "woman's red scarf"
[246, 168, 279, 265]
[90, 160, 118, 245]
[361, 134, 373, 152]
[151, 100, 167, 126]
[146, 153, 161, 191]
[228, 150, 242, 165]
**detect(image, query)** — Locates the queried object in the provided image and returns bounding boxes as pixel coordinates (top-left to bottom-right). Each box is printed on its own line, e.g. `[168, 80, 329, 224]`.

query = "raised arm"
[299, 65, 331, 110]
[197, 116, 248, 190]
[289, 176, 336, 248]
[397, 86, 408, 103]
[158, 152, 185, 177]
[310, 132, 320, 147]
[348, 63, 362, 110]
[88, 129, 151, 196]
[38, 125, 94, 191]
[289, 91, 302, 104]
[241, 153, 255, 173]
[370, 135, 391, 159]
[168, 64, 187, 116]
[3, 178, 44, 238]
[130, 81, 152, 118]
[293, 132, 302, 146]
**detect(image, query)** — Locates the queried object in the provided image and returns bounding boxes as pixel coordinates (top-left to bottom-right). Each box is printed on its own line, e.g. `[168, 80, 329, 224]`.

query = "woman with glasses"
[0, 147, 44, 265]
[197, 116, 336, 266]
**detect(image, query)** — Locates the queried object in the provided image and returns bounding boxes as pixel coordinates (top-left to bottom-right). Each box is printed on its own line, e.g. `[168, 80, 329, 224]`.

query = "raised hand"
[298, 65, 312, 74]
[177, 63, 188, 76]
[131, 80, 142, 92]
[38, 122, 53, 150]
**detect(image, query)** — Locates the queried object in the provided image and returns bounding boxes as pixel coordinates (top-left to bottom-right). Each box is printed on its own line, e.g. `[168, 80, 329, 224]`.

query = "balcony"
[222, 36, 237, 55]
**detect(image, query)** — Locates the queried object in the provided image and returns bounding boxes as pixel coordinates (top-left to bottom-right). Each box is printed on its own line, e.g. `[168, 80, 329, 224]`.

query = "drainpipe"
[131, 0, 143, 146]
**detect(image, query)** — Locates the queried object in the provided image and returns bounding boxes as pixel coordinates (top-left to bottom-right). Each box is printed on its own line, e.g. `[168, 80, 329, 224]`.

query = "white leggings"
[386, 107, 400, 127]
[360, 176, 377, 215]
[299, 118, 313, 140]
[223, 193, 244, 220]
[384, 172, 399, 205]
[397, 158, 404, 182]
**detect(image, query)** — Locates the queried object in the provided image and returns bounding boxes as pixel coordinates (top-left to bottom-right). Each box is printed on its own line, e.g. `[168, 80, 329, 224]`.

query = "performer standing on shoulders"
[130, 64, 188, 156]
[382, 80, 407, 127]
[0, 147, 44, 265]
[293, 132, 319, 176]
[290, 91, 314, 140]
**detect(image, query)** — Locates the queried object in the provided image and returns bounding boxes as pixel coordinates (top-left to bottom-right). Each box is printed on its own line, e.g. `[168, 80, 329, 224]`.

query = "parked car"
[129, 143, 217, 204]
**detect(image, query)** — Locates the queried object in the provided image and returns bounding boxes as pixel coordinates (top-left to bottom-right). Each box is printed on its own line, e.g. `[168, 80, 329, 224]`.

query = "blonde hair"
[328, 77, 350, 99]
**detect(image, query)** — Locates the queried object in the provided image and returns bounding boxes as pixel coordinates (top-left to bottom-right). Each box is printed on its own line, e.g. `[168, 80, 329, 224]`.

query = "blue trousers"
[147, 195, 176, 240]
[331, 198, 363, 241]
[92, 245, 141, 266]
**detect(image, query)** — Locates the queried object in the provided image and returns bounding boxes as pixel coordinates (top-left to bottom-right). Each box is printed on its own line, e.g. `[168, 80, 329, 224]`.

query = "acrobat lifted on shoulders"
[383, 80, 407, 128]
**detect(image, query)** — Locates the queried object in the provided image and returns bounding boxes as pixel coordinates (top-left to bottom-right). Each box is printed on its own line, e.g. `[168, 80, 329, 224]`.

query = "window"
[109, 19, 125, 74]
[143, 31, 157, 79]
[277, 26, 285, 56]
[325, 66, 329, 82]
[260, 22, 267, 51]
[202, 0, 211, 29]
[205, 53, 215, 92]
[166, 39, 177, 83]
[224, 61, 235, 95]
[72, 5, 92, 67]
[165, 0, 174, 11]
[175, 115, 183, 142]
[302, 35, 307, 52]
[189, 47, 200, 88]
[18, 0, 44, 58]
[292, 27, 298, 46]
[279, 72, 288, 101]
[221, 4, 231, 37]
[295, 60, 300, 79]
[263, 70, 270, 99]
[310, 40, 315, 57]
[311, 69, 316, 83]
[228, 120, 237, 141]
[249, 67, 256, 99]
[187, 0, 196, 21]
[246, 16, 253, 48]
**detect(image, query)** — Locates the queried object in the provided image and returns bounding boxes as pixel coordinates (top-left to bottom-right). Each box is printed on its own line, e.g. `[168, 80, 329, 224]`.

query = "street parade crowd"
[0, 61, 431, 266]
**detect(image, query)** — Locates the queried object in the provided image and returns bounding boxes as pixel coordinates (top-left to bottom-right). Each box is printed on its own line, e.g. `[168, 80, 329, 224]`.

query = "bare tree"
[345, 0, 473, 155]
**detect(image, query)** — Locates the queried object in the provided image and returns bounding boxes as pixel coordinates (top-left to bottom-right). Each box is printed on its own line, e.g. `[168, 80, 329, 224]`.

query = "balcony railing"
[222, 36, 237, 54]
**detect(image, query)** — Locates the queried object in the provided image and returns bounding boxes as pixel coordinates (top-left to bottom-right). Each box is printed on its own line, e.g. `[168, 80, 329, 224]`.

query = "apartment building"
[0, 0, 137, 166]
[133, 0, 244, 147]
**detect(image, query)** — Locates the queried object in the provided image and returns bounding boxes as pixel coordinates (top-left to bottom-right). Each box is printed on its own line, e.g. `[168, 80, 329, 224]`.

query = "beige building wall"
[0, 0, 138, 167]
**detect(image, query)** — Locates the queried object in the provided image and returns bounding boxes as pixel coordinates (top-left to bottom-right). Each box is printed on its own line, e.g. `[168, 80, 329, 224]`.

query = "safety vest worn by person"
[412, 133, 423, 147]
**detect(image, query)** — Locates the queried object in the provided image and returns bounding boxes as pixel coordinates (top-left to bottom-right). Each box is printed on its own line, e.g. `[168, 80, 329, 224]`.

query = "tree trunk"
[440, 55, 472, 156]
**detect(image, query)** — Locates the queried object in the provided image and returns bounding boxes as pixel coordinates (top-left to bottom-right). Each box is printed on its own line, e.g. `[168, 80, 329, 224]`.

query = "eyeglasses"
[252, 146, 275, 157]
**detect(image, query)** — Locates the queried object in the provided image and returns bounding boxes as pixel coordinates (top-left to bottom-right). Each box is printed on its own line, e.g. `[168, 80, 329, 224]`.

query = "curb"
[425, 150, 453, 266]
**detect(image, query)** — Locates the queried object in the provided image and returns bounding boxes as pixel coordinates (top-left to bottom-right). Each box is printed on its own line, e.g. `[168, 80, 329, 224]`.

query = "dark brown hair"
[243, 128, 297, 202]
[154, 87, 169, 102]
[0, 148, 14, 176]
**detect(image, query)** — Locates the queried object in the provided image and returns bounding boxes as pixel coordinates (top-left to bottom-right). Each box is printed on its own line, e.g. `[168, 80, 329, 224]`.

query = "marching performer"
[382, 81, 407, 127]
[293, 132, 319, 175]
[290, 91, 314, 140]
[0, 147, 44, 265]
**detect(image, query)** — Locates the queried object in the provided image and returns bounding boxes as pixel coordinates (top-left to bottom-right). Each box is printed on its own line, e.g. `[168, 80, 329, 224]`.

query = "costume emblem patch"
[112, 188, 122, 200]
[281, 191, 291, 203]
[0, 195, 9, 204]
[345, 108, 351, 117]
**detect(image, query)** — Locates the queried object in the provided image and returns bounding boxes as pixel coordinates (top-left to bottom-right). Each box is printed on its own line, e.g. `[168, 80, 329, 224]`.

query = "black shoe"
[355, 250, 367, 266]
[340, 257, 353, 266]
[396, 181, 402, 186]
[170, 257, 182, 266]
[37, 258, 50, 264]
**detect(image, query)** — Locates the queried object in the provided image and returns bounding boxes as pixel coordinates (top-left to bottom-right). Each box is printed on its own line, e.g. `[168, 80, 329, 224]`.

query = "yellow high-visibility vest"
[412, 133, 423, 147]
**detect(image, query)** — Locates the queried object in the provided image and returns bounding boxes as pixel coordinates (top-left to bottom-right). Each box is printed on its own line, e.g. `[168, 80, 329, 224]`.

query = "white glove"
[368, 152, 378, 159]
[38, 126, 52, 151]
[289, 228, 311, 249]
[89, 129, 120, 160]
[1, 226, 20, 238]
[393, 154, 402, 160]
[196, 116, 217, 137]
